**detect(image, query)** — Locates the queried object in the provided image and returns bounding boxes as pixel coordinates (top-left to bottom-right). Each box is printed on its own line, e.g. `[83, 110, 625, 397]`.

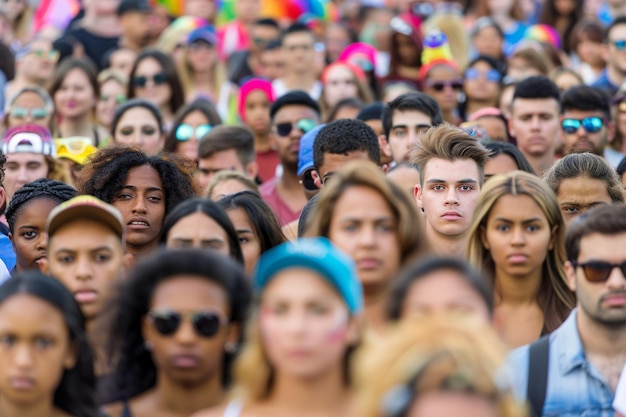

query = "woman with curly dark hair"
[102, 248, 250, 417]
[78, 146, 197, 259]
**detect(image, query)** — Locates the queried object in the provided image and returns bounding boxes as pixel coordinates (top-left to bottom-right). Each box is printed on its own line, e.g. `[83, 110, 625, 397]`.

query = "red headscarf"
[237, 78, 276, 122]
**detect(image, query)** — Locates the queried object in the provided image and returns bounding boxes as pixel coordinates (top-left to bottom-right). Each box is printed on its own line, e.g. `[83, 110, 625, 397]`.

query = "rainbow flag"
[32, 0, 81, 33]
[218, 0, 339, 25]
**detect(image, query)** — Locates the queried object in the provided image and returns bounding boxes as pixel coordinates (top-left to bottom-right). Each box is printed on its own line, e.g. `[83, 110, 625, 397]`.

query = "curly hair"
[104, 248, 250, 402]
[77, 145, 198, 216]
[6, 178, 77, 233]
[313, 119, 381, 170]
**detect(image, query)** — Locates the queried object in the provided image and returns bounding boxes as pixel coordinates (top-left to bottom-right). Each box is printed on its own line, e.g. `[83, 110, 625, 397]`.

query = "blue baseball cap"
[254, 237, 363, 314]
[187, 26, 217, 46]
[297, 124, 325, 177]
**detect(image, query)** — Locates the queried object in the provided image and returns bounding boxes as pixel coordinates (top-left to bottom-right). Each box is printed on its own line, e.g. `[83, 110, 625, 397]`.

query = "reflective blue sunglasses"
[465, 67, 501, 82]
[176, 124, 212, 141]
[612, 39, 626, 51]
[561, 117, 604, 134]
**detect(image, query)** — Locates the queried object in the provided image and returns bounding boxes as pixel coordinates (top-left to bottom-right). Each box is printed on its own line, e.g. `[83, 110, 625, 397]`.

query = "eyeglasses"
[425, 79, 463, 91]
[132, 72, 168, 88]
[56, 137, 93, 154]
[10, 107, 48, 120]
[612, 39, 626, 50]
[28, 49, 59, 60]
[465, 68, 501, 82]
[176, 123, 212, 141]
[99, 94, 126, 104]
[274, 118, 316, 137]
[147, 309, 226, 337]
[561, 117, 604, 134]
[571, 260, 626, 283]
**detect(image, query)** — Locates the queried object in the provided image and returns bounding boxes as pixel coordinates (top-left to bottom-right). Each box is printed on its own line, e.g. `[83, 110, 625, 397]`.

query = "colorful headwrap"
[338, 42, 378, 73]
[524, 24, 561, 50]
[238, 78, 276, 122]
[418, 30, 458, 81]
[321, 61, 366, 84]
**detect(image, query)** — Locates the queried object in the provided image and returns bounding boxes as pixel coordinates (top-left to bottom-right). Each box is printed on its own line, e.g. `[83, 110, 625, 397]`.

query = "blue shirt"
[591, 70, 619, 97]
[507, 309, 616, 417]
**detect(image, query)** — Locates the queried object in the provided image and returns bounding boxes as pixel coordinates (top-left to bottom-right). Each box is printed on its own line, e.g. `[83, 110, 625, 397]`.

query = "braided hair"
[6, 178, 77, 233]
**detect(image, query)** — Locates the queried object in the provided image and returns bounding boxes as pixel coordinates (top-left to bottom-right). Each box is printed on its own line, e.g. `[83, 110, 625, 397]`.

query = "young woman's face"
[423, 65, 462, 113]
[96, 79, 126, 129]
[484, 153, 519, 180]
[226, 207, 260, 277]
[328, 186, 401, 289]
[482, 194, 554, 280]
[187, 40, 217, 73]
[0, 294, 75, 407]
[11, 198, 58, 272]
[142, 275, 234, 387]
[53, 68, 96, 120]
[7, 92, 52, 130]
[244, 90, 271, 135]
[554, 0, 576, 16]
[4, 153, 49, 202]
[323, 65, 358, 109]
[176, 110, 210, 162]
[396, 33, 421, 66]
[464, 61, 500, 103]
[259, 268, 356, 379]
[132, 57, 172, 109]
[113, 165, 166, 251]
[472, 27, 503, 59]
[576, 37, 604, 67]
[114, 107, 163, 155]
[400, 269, 491, 323]
[166, 211, 231, 258]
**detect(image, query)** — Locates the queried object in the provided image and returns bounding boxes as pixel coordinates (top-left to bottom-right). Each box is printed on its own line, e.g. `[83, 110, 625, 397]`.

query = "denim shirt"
[506, 309, 616, 417]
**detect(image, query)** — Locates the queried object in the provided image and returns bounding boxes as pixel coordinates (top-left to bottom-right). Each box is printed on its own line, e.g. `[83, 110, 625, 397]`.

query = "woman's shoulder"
[101, 401, 126, 417]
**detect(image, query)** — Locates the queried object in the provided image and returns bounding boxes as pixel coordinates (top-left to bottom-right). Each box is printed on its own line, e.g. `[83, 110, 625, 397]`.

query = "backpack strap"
[527, 335, 551, 417]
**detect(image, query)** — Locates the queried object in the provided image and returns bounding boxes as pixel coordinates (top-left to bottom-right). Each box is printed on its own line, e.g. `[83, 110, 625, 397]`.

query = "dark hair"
[297, 193, 319, 238]
[6, 178, 77, 233]
[512, 76, 561, 105]
[617, 156, 626, 178]
[49, 58, 99, 112]
[560, 85, 610, 120]
[382, 92, 443, 139]
[539, 0, 584, 54]
[160, 197, 244, 263]
[466, 55, 504, 80]
[569, 18, 605, 54]
[105, 248, 250, 401]
[356, 101, 384, 122]
[197, 126, 255, 166]
[283, 22, 313, 38]
[606, 16, 626, 42]
[387, 257, 494, 320]
[127, 49, 185, 115]
[269, 90, 320, 121]
[483, 141, 535, 175]
[164, 99, 222, 155]
[111, 98, 164, 138]
[218, 191, 286, 254]
[255, 18, 280, 30]
[566, 205, 626, 261]
[471, 17, 504, 40]
[313, 119, 381, 170]
[0, 271, 97, 417]
[325, 97, 364, 123]
[78, 146, 197, 218]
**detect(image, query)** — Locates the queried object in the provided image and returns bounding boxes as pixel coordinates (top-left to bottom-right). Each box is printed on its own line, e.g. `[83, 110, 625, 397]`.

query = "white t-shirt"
[615, 363, 626, 415]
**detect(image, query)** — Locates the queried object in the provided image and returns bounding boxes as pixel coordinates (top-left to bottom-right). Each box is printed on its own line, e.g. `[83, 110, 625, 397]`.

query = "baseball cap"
[297, 124, 325, 177]
[117, 0, 151, 16]
[2, 125, 55, 157]
[187, 26, 218, 46]
[254, 237, 363, 314]
[55, 137, 98, 165]
[46, 195, 125, 240]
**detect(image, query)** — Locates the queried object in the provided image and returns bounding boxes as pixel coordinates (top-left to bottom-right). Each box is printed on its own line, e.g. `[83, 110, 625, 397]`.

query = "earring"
[144, 340, 153, 351]
[225, 342, 237, 353]
[421, 207, 425, 213]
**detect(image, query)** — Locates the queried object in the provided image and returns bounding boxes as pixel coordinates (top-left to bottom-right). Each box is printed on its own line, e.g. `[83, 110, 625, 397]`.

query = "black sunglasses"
[425, 79, 463, 92]
[132, 72, 168, 88]
[147, 309, 226, 337]
[571, 260, 626, 283]
[274, 118, 316, 137]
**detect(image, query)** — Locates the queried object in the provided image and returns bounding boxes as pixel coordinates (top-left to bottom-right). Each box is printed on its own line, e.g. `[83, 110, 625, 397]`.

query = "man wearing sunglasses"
[507, 205, 626, 417]
[592, 16, 626, 97]
[260, 91, 320, 226]
[560, 85, 621, 167]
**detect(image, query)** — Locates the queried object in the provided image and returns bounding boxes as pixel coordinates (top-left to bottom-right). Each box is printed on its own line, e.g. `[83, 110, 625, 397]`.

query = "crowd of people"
[1, 0, 626, 416]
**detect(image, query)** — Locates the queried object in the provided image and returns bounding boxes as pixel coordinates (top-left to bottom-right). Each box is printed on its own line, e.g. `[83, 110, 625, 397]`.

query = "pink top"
[259, 178, 301, 226]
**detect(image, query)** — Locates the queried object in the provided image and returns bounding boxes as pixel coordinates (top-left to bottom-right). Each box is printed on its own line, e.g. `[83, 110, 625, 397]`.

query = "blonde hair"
[178, 46, 227, 101]
[305, 161, 427, 263]
[466, 171, 575, 332]
[424, 12, 470, 70]
[205, 170, 259, 199]
[410, 123, 490, 187]
[356, 315, 527, 417]
[46, 155, 73, 186]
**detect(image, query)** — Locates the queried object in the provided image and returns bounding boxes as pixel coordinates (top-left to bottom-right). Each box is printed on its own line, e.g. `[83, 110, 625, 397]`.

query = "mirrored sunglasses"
[561, 117, 604, 134]
[176, 124, 212, 141]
